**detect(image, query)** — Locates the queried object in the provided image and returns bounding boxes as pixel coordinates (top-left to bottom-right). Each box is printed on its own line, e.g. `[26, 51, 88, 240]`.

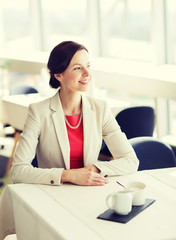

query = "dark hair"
[47, 41, 88, 88]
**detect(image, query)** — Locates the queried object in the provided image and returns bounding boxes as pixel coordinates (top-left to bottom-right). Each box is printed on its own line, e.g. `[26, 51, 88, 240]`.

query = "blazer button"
[50, 180, 54, 184]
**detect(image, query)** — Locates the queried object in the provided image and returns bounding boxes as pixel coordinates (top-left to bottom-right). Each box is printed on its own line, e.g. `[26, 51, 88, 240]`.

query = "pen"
[104, 174, 119, 178]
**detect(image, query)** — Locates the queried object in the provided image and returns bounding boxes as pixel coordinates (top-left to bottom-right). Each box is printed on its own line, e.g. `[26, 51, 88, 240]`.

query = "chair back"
[10, 83, 38, 95]
[32, 155, 38, 168]
[115, 106, 155, 139]
[129, 136, 176, 170]
[100, 106, 155, 158]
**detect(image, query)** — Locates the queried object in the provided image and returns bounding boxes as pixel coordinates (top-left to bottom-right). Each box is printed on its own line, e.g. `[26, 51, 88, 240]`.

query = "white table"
[145, 167, 176, 189]
[0, 168, 176, 240]
[0, 94, 52, 176]
[1, 94, 49, 131]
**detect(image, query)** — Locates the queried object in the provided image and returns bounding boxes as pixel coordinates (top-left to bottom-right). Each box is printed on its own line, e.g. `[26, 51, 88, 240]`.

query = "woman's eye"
[74, 67, 81, 70]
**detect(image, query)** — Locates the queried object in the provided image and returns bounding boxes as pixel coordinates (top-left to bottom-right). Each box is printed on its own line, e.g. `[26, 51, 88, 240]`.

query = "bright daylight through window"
[0, 0, 176, 137]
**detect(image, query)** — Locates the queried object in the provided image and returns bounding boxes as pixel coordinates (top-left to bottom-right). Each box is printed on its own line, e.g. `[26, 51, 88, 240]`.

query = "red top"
[65, 114, 84, 169]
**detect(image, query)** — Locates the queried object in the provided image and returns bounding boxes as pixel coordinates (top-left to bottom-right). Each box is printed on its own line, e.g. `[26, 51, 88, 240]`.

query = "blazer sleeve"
[94, 102, 139, 176]
[11, 103, 64, 186]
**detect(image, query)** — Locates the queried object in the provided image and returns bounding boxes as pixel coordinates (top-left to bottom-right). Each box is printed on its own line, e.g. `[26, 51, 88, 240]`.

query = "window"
[0, 0, 176, 139]
[166, 1, 176, 135]
[100, 0, 152, 62]
[167, 0, 176, 64]
[0, 0, 32, 50]
[41, 0, 87, 51]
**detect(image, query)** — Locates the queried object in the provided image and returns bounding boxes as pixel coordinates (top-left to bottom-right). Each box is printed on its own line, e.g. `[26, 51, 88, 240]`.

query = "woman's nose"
[83, 67, 90, 76]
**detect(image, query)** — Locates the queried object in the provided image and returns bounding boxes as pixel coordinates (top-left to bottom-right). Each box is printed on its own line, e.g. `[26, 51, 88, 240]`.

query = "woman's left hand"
[83, 164, 100, 173]
[61, 166, 108, 186]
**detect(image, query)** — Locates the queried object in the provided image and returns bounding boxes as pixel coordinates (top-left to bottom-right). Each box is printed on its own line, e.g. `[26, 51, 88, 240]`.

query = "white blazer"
[11, 91, 139, 185]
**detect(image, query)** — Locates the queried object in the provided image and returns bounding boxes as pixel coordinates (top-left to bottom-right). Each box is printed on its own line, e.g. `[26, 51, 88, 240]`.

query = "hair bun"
[49, 74, 60, 88]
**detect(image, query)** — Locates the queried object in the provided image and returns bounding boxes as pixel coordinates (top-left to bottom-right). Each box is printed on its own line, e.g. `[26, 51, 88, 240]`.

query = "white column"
[29, 0, 48, 51]
[0, 0, 5, 47]
[152, 0, 169, 137]
[86, 0, 101, 57]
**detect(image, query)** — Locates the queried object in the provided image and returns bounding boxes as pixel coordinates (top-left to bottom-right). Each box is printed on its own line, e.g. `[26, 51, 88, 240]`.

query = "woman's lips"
[79, 79, 89, 84]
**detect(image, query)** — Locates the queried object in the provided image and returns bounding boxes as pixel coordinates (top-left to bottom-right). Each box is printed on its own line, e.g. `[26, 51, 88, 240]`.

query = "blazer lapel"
[50, 92, 70, 169]
[49, 92, 97, 169]
[82, 95, 96, 166]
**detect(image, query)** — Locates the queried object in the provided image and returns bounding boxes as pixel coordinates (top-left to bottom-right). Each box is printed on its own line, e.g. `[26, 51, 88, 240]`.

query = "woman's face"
[56, 49, 92, 93]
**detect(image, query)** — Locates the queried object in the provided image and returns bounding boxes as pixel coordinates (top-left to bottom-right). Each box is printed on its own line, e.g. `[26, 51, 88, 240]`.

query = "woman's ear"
[54, 74, 61, 80]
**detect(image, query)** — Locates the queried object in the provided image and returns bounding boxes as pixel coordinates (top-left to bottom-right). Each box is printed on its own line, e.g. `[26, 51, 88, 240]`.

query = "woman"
[11, 41, 139, 186]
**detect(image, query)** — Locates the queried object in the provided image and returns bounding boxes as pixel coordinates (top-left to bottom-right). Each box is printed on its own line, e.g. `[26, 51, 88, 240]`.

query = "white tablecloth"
[1, 168, 176, 240]
[1, 94, 49, 130]
[144, 167, 176, 189]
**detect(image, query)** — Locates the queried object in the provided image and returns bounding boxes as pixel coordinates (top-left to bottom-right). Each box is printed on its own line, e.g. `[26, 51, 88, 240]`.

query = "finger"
[92, 175, 108, 183]
[91, 180, 108, 186]
[90, 177, 108, 185]
[89, 171, 107, 180]
[84, 171, 108, 185]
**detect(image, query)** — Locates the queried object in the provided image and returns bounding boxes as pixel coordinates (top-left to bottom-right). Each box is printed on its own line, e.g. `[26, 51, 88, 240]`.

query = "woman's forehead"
[69, 49, 90, 66]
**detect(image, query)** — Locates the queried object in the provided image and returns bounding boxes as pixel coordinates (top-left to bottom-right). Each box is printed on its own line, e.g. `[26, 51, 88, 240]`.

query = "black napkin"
[97, 199, 155, 224]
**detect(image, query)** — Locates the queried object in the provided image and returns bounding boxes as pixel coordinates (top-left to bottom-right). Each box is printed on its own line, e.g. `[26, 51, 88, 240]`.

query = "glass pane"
[41, 0, 87, 50]
[100, 0, 152, 62]
[167, 1, 176, 136]
[167, 0, 176, 64]
[0, 0, 32, 50]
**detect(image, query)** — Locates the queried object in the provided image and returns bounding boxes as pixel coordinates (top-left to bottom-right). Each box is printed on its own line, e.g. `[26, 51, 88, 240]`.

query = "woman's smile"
[79, 78, 89, 85]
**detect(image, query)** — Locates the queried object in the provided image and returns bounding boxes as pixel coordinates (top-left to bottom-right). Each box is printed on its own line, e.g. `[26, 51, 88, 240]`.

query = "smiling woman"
[54, 50, 91, 94]
[10, 40, 139, 187]
[47, 41, 89, 88]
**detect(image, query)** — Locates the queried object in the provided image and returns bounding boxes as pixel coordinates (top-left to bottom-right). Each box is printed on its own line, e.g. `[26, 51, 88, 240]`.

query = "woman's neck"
[59, 89, 82, 115]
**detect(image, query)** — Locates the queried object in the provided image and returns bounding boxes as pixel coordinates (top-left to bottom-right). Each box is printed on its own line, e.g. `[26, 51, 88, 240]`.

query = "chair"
[129, 136, 176, 170]
[31, 154, 38, 168]
[100, 106, 155, 158]
[115, 106, 155, 139]
[9, 82, 38, 95]
[5, 83, 38, 176]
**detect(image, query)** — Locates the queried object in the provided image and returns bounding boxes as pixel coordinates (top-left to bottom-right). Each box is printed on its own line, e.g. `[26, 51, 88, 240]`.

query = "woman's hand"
[61, 166, 108, 186]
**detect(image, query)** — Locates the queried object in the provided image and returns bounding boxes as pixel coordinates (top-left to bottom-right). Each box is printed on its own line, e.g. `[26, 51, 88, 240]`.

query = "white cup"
[106, 190, 134, 215]
[126, 182, 146, 206]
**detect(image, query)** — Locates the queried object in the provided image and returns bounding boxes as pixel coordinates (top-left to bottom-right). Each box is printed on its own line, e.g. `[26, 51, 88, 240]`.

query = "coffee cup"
[126, 182, 146, 206]
[106, 190, 134, 215]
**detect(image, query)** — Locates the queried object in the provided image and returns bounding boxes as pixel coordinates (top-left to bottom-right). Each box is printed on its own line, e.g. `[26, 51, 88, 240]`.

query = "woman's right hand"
[61, 168, 108, 186]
